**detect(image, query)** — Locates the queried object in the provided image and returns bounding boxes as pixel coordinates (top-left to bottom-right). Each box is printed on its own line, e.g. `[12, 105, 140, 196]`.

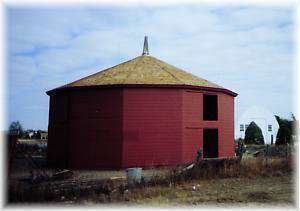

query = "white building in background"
[237, 106, 279, 145]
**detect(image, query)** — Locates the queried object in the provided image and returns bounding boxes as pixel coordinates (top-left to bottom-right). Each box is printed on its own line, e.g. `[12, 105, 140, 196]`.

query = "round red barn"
[46, 37, 238, 169]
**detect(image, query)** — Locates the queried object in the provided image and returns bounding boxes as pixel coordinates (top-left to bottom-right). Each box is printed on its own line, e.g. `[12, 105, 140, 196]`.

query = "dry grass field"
[7, 142, 296, 206]
[119, 174, 294, 206]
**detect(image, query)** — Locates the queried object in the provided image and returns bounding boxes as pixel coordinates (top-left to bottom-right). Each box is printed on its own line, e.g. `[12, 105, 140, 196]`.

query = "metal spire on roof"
[142, 36, 149, 56]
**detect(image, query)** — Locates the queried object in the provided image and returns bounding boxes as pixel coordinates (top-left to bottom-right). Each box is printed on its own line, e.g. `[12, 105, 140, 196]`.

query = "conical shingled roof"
[61, 55, 222, 89]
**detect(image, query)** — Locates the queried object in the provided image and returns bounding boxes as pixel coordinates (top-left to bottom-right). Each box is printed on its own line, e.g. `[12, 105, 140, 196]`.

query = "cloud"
[6, 4, 295, 132]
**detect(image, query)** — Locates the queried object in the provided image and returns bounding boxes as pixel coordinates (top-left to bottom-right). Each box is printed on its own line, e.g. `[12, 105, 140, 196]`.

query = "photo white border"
[0, 0, 299, 211]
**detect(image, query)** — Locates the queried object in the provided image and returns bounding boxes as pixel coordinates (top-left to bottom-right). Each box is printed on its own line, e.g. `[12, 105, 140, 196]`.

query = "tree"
[9, 121, 24, 138]
[275, 114, 297, 145]
[244, 121, 264, 145]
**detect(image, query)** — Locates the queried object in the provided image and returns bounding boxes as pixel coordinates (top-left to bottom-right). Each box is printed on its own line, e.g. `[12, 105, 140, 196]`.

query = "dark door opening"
[203, 128, 218, 158]
[271, 135, 273, 145]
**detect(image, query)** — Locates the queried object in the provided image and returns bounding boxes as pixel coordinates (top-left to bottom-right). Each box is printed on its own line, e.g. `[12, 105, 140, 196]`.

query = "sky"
[6, 3, 296, 134]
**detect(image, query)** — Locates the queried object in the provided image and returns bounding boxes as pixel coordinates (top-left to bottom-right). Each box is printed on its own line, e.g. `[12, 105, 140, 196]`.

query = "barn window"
[240, 124, 244, 131]
[268, 125, 272, 131]
[203, 94, 218, 120]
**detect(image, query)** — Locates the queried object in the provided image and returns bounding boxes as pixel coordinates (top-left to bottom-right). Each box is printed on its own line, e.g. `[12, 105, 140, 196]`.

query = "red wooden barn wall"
[47, 88, 123, 169]
[182, 90, 235, 164]
[122, 88, 183, 167]
[47, 87, 235, 169]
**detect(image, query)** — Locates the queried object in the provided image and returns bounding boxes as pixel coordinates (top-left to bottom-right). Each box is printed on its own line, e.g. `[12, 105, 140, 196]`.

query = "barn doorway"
[203, 128, 218, 158]
[271, 135, 274, 145]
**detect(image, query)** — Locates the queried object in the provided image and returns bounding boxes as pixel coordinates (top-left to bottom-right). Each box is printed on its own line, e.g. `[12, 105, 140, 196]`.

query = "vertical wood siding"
[47, 87, 235, 169]
[122, 88, 182, 168]
[47, 88, 123, 169]
[182, 90, 235, 163]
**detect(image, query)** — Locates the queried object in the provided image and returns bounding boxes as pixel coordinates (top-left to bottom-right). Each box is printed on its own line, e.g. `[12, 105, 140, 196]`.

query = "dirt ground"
[9, 158, 169, 181]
